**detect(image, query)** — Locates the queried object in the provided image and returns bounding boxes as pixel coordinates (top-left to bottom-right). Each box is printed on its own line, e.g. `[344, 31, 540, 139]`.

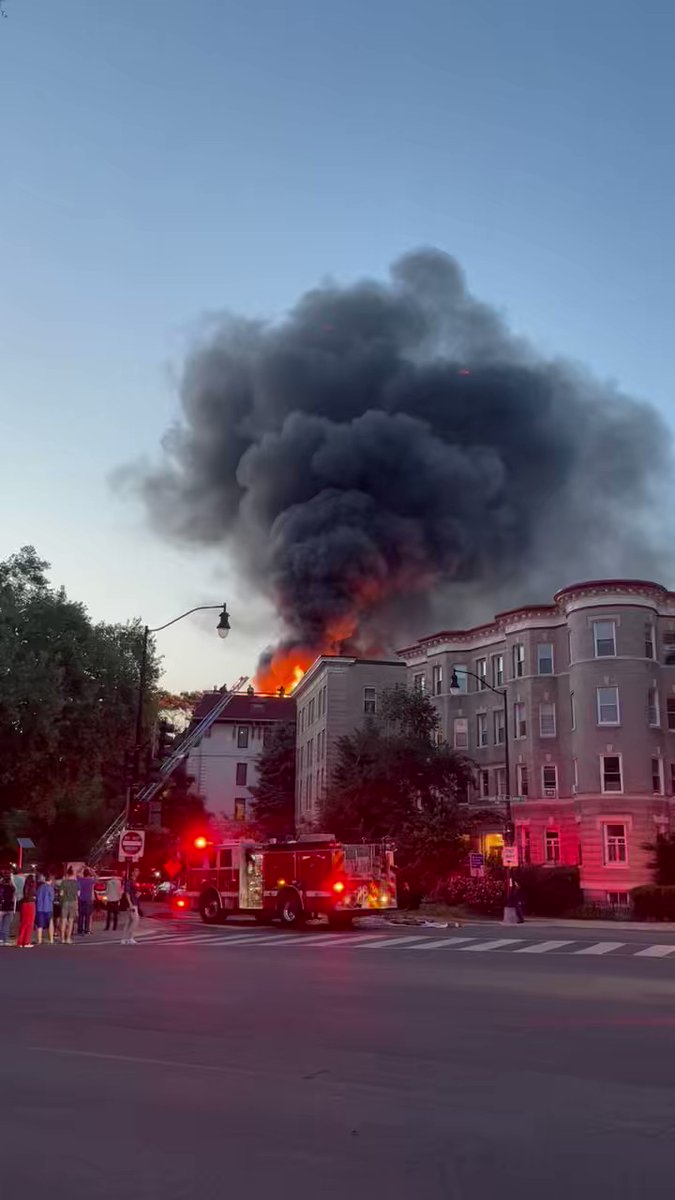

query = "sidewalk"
[389, 911, 675, 934]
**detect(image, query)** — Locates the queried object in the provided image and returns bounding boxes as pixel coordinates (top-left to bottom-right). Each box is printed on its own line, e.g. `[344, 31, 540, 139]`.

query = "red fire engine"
[182, 834, 396, 929]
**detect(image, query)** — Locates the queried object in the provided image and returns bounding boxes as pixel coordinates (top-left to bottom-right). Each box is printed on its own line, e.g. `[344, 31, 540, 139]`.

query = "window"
[476, 658, 487, 690]
[593, 620, 616, 657]
[542, 764, 558, 796]
[652, 757, 664, 795]
[671, 762, 675, 795]
[495, 767, 506, 796]
[648, 686, 660, 727]
[235, 762, 248, 787]
[537, 643, 554, 675]
[432, 664, 443, 695]
[413, 672, 426, 693]
[476, 712, 488, 748]
[237, 726, 249, 749]
[513, 643, 525, 678]
[299, 708, 304, 734]
[363, 686, 376, 715]
[263, 726, 273, 749]
[452, 664, 467, 693]
[307, 738, 313, 767]
[517, 763, 529, 797]
[234, 799, 247, 821]
[308, 698, 315, 724]
[573, 758, 578, 791]
[514, 701, 527, 739]
[298, 745, 303, 772]
[545, 830, 560, 864]
[601, 755, 623, 793]
[596, 686, 619, 725]
[539, 702, 556, 737]
[218, 848, 233, 869]
[493, 708, 505, 745]
[518, 827, 531, 865]
[668, 698, 675, 731]
[604, 822, 627, 864]
[567, 628, 573, 665]
[570, 691, 576, 730]
[645, 624, 655, 660]
[492, 655, 504, 688]
[607, 891, 630, 908]
[479, 769, 490, 798]
[453, 718, 468, 749]
[317, 689, 323, 718]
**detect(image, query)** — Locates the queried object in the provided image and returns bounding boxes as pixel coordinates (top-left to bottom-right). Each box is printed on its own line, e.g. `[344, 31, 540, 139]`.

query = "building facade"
[294, 656, 407, 829]
[398, 580, 675, 903]
[187, 692, 295, 823]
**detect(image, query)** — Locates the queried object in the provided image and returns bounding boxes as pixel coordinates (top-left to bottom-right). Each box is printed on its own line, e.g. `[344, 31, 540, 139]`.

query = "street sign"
[469, 851, 484, 878]
[503, 846, 519, 868]
[118, 829, 146, 862]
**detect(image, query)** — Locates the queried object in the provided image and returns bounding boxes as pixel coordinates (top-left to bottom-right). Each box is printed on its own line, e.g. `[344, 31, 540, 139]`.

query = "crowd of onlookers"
[0, 865, 143, 947]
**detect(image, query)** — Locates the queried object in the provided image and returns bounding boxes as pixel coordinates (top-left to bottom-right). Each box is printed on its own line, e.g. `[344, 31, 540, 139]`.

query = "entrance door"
[239, 850, 263, 909]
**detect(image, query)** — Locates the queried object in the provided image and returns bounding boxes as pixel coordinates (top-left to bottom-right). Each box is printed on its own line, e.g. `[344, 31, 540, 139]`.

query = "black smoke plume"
[133, 250, 672, 678]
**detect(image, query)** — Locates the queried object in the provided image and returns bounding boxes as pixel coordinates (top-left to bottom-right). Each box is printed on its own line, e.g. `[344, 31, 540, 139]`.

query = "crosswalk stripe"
[462, 939, 523, 952]
[286, 935, 349, 946]
[514, 940, 574, 954]
[634, 945, 675, 957]
[358, 935, 427, 949]
[574, 941, 624, 955]
[315, 934, 384, 948]
[408, 937, 477, 950]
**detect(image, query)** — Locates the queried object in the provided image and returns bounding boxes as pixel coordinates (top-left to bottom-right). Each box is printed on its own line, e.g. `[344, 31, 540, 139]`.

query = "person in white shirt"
[105, 873, 123, 932]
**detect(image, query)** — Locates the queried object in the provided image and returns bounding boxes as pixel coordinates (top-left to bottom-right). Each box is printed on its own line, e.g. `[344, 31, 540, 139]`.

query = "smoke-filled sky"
[134, 248, 672, 688]
[2, 0, 675, 689]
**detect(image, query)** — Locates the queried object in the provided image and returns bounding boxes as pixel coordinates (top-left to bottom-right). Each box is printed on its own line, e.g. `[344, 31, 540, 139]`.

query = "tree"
[322, 685, 473, 898]
[0, 546, 161, 859]
[249, 721, 296, 838]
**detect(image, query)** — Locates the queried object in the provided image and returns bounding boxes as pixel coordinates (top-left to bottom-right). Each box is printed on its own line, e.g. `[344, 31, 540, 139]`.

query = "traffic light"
[157, 719, 176, 761]
[504, 820, 516, 846]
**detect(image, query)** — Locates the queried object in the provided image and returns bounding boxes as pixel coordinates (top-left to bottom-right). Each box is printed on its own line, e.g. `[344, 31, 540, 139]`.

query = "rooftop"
[193, 691, 296, 724]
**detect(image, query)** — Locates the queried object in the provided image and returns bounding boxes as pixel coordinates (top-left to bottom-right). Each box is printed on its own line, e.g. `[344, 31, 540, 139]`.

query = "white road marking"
[574, 942, 624, 955]
[358, 935, 427, 949]
[634, 944, 675, 957]
[514, 940, 575, 954]
[315, 934, 385, 948]
[461, 939, 523, 952]
[408, 937, 477, 950]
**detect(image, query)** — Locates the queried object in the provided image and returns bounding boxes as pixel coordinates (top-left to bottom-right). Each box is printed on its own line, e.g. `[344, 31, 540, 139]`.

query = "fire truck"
[182, 834, 396, 929]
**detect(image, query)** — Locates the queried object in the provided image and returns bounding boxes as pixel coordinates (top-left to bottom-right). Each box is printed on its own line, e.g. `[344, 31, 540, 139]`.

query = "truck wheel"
[278, 891, 305, 928]
[328, 914, 353, 931]
[199, 892, 222, 925]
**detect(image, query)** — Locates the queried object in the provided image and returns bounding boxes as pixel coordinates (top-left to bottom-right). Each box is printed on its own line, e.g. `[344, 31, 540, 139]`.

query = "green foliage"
[631, 885, 675, 921]
[0, 546, 160, 859]
[323, 685, 473, 896]
[249, 721, 296, 838]
[514, 865, 582, 917]
[645, 834, 675, 886]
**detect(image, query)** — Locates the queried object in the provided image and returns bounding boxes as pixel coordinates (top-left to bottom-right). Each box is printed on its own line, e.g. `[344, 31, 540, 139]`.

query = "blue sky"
[1, 0, 674, 689]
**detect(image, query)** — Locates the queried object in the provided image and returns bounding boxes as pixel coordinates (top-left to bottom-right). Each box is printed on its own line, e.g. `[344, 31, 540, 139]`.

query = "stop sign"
[118, 829, 146, 861]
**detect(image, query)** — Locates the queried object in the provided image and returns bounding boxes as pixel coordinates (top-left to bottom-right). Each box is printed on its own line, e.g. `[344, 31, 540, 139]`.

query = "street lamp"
[134, 603, 231, 747]
[449, 667, 515, 920]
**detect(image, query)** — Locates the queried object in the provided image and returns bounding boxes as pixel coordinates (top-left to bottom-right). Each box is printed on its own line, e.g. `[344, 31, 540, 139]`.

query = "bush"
[515, 866, 582, 917]
[464, 876, 505, 915]
[434, 874, 470, 906]
[631, 885, 675, 922]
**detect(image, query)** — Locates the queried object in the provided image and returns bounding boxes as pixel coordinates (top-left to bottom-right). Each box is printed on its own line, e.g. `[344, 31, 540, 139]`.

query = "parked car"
[154, 881, 178, 902]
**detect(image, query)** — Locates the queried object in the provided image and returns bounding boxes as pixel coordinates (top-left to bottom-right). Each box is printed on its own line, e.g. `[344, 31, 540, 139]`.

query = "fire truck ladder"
[89, 675, 249, 865]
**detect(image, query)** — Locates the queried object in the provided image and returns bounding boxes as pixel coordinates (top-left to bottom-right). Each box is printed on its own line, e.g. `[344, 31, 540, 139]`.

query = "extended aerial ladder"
[89, 676, 249, 865]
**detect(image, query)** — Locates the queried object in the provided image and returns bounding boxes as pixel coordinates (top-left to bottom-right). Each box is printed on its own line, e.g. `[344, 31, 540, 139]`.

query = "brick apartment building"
[187, 692, 295, 824]
[293, 656, 406, 828]
[399, 579, 675, 904]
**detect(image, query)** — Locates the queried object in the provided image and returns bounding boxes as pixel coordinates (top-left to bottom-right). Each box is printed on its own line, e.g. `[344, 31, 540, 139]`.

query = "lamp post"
[449, 668, 514, 919]
[127, 603, 231, 824]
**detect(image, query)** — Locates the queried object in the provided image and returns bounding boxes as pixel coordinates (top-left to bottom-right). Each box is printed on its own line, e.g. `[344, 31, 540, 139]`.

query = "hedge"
[514, 866, 582, 917]
[631, 885, 675, 922]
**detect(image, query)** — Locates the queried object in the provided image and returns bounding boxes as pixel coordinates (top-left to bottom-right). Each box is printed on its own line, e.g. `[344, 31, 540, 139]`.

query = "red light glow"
[193, 836, 208, 850]
[333, 881, 345, 893]
[176, 898, 187, 909]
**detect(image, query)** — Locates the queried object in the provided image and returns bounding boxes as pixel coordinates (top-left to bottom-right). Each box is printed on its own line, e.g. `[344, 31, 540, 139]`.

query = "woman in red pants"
[17, 873, 37, 948]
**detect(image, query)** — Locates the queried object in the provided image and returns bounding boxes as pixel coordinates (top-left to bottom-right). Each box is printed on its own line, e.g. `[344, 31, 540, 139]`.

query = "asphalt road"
[3, 918, 675, 1200]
